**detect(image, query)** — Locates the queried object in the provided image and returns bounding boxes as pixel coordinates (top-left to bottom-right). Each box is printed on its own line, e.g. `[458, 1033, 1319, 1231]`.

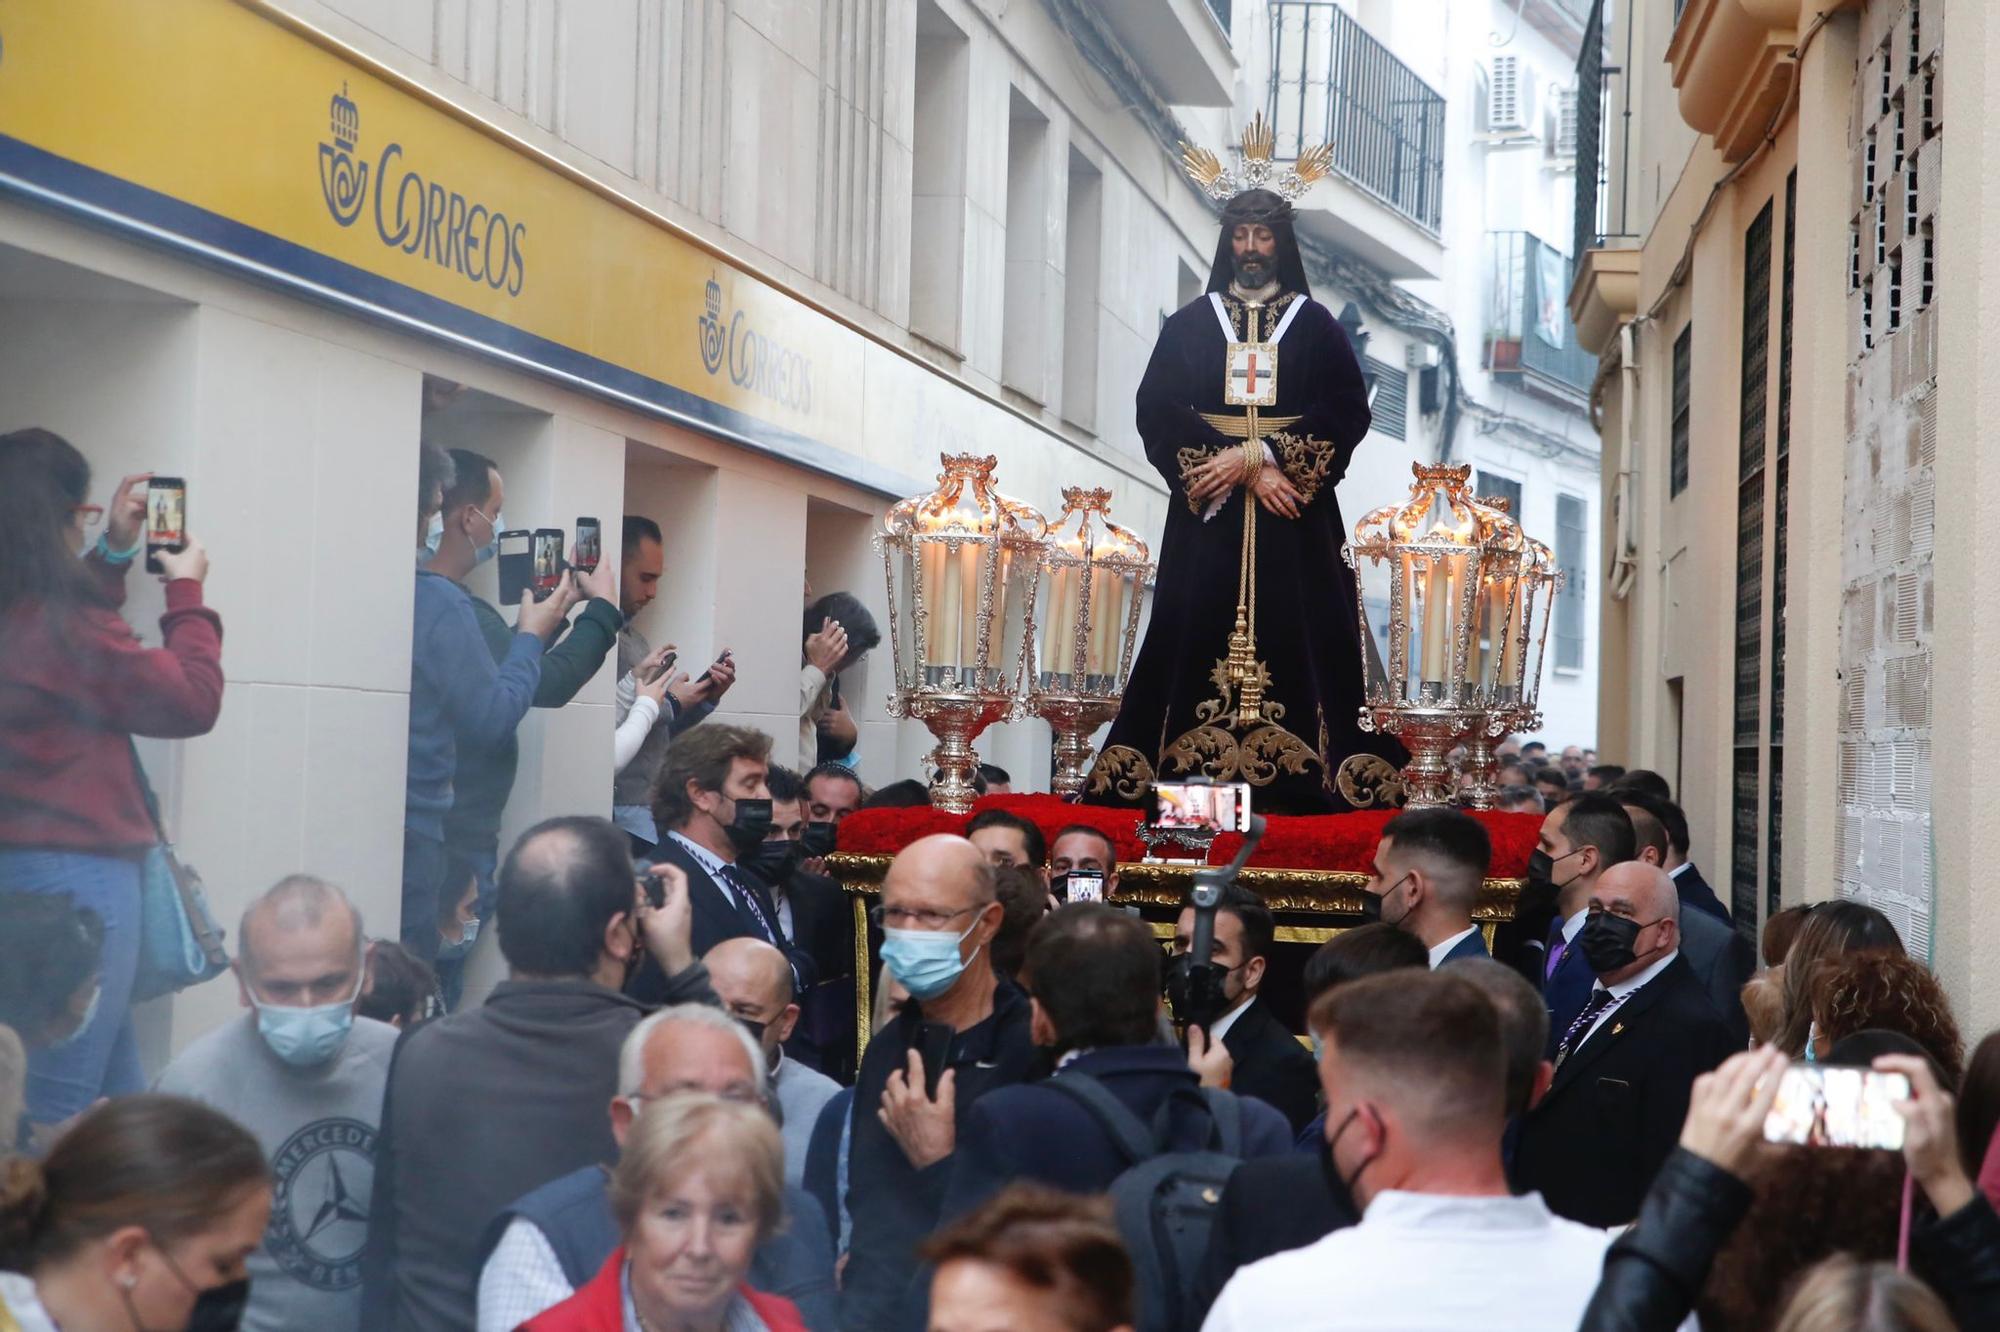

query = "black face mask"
[720, 798, 773, 857]
[736, 1016, 768, 1046]
[1324, 1106, 1378, 1198]
[800, 820, 838, 859]
[1356, 874, 1412, 928]
[743, 837, 804, 884]
[1525, 847, 1582, 907]
[1576, 911, 1647, 975]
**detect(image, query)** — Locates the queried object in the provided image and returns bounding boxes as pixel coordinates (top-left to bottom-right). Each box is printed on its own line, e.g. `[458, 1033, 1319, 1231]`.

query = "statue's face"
[1231, 223, 1277, 287]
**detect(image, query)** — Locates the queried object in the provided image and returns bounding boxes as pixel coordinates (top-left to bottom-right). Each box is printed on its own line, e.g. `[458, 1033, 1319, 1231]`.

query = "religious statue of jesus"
[1085, 115, 1404, 814]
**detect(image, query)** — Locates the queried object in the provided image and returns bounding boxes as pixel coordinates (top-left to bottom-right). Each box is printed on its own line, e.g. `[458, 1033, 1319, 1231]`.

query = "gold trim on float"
[825, 852, 1525, 921]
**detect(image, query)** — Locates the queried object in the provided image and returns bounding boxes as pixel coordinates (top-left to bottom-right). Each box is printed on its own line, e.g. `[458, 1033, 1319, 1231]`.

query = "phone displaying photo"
[1762, 1064, 1911, 1149]
[1150, 781, 1253, 833]
[531, 528, 565, 596]
[145, 477, 187, 575]
[1064, 870, 1107, 904]
[575, 516, 601, 573]
[496, 530, 532, 606]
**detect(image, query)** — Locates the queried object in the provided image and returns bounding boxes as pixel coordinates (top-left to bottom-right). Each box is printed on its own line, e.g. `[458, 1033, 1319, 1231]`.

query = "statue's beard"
[1232, 251, 1275, 290]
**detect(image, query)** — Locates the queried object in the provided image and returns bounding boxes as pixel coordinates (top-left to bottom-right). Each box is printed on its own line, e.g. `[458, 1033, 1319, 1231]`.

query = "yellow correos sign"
[0, 0, 865, 454]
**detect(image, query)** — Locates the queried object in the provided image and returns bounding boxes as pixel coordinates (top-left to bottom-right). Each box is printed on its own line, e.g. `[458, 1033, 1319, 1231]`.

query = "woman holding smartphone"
[0, 429, 222, 1134]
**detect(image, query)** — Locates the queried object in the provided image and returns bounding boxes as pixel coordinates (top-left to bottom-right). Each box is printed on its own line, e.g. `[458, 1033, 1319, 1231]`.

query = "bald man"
[708, 936, 840, 1187]
[1510, 863, 1738, 1226]
[156, 876, 396, 1331]
[842, 834, 1038, 1332]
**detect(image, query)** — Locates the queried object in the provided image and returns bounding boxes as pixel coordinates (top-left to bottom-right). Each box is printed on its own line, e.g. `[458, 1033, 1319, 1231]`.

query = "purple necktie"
[1544, 919, 1568, 981]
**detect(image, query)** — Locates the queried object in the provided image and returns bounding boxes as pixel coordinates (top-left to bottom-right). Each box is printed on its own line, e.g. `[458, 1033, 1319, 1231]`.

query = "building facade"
[1570, 0, 2000, 1025]
[0, 0, 1270, 1047]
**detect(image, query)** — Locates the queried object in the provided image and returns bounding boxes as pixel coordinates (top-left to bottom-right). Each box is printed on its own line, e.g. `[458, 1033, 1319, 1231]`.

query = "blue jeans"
[400, 829, 448, 964]
[0, 848, 146, 1125]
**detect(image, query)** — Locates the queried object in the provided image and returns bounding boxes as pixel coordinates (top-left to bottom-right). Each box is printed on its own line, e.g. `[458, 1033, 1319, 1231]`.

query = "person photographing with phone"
[428, 451, 622, 1004]
[0, 429, 223, 1132]
[406, 447, 576, 964]
[613, 516, 737, 852]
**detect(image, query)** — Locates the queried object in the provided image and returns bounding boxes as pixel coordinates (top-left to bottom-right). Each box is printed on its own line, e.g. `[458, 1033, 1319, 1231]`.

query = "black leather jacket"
[1578, 1147, 2000, 1330]
[1578, 1148, 1752, 1332]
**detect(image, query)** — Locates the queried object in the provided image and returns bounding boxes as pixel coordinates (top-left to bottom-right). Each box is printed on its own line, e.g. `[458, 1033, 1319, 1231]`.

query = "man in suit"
[1510, 862, 1738, 1227]
[1528, 792, 1638, 1047]
[1620, 795, 1753, 1043]
[629, 723, 813, 1004]
[939, 904, 1293, 1221]
[1363, 806, 1492, 967]
[1173, 885, 1321, 1133]
[751, 765, 854, 1077]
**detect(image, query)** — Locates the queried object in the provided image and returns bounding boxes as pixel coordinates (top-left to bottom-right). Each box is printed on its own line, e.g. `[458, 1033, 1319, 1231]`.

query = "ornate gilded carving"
[1269, 431, 1335, 505]
[1086, 744, 1156, 801]
[1159, 634, 1320, 786]
[1174, 446, 1215, 515]
[1336, 753, 1407, 809]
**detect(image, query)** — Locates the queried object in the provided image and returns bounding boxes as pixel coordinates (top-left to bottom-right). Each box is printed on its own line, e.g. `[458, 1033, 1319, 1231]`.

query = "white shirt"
[1577, 949, 1680, 1049]
[1427, 926, 1480, 969]
[668, 830, 739, 909]
[1561, 908, 1590, 944]
[1668, 861, 1691, 880]
[1202, 1190, 1696, 1332]
[1209, 994, 1256, 1042]
[0, 1273, 59, 1332]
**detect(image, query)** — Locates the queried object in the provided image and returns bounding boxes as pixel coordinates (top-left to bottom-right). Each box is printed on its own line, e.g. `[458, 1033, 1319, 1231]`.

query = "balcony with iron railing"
[1568, 0, 1640, 355]
[1266, 1, 1447, 278]
[1486, 231, 1598, 401]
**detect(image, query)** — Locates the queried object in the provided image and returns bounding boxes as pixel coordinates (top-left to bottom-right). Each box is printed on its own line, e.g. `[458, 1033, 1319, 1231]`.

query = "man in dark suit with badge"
[1360, 806, 1493, 967]
[1510, 862, 1737, 1227]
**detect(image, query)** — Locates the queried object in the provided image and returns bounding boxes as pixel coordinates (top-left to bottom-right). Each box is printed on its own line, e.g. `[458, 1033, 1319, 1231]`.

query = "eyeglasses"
[72, 504, 105, 529]
[870, 903, 980, 931]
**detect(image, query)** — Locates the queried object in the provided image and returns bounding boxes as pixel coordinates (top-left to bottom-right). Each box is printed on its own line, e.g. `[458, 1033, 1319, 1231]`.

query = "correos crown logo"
[696, 272, 814, 415]
[316, 83, 528, 296]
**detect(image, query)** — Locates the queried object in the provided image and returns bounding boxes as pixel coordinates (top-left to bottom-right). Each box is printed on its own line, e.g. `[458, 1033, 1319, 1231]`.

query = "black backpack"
[1046, 1072, 1245, 1332]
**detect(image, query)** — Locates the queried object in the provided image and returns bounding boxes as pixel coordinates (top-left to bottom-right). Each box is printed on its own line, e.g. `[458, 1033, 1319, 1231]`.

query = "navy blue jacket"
[1544, 926, 1598, 1053]
[938, 1043, 1295, 1223]
[474, 1164, 837, 1330]
[1437, 928, 1491, 965]
[1672, 861, 1731, 922]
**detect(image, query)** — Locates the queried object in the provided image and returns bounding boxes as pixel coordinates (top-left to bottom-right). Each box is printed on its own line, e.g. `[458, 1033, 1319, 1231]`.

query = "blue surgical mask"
[435, 915, 481, 962]
[253, 984, 359, 1067]
[880, 917, 984, 1001]
[423, 508, 503, 564]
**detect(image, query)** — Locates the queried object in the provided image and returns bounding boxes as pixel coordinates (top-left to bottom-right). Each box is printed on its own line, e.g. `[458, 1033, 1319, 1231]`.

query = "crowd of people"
[6, 426, 2000, 1331]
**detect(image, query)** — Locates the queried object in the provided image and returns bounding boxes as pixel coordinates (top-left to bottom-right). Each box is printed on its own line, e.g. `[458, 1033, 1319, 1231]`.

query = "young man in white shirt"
[1203, 969, 1681, 1332]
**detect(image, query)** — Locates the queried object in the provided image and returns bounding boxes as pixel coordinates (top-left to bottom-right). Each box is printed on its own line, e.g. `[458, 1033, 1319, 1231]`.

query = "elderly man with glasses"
[841, 834, 1039, 1332]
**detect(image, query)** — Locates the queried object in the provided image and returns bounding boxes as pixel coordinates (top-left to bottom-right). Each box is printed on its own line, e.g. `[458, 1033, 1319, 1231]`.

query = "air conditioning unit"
[1487, 55, 1536, 134]
[1549, 86, 1580, 162]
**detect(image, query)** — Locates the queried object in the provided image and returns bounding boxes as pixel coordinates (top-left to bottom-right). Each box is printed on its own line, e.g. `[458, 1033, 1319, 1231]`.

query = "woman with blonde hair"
[520, 1092, 804, 1332]
[1771, 1255, 1955, 1332]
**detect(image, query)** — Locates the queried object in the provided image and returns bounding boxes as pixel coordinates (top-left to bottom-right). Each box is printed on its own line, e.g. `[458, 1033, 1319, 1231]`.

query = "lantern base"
[1360, 703, 1483, 810]
[1031, 695, 1121, 798]
[1460, 728, 1505, 810]
[902, 692, 1013, 815]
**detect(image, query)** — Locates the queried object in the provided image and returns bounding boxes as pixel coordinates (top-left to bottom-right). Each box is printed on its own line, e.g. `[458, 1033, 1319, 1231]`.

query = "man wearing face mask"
[1509, 863, 1737, 1228]
[1503, 792, 1637, 1046]
[155, 875, 396, 1332]
[430, 449, 621, 996]
[1359, 807, 1491, 967]
[1203, 972, 1653, 1331]
[630, 726, 815, 1004]
[842, 835, 1038, 1332]
[1170, 886, 1320, 1134]
[406, 447, 576, 963]
[746, 766, 853, 1080]
[706, 937, 840, 1190]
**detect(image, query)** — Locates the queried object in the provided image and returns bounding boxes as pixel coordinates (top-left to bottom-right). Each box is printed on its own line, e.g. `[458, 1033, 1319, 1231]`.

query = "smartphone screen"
[1065, 870, 1107, 904]
[531, 528, 565, 593]
[496, 530, 532, 606]
[145, 477, 187, 574]
[575, 517, 601, 573]
[1151, 781, 1253, 832]
[1762, 1064, 1911, 1149]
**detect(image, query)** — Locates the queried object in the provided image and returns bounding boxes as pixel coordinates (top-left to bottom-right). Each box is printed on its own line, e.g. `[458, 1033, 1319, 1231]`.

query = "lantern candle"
[956, 542, 983, 674]
[920, 537, 949, 664]
[1419, 553, 1450, 684]
[1500, 574, 1524, 685]
[932, 539, 962, 669]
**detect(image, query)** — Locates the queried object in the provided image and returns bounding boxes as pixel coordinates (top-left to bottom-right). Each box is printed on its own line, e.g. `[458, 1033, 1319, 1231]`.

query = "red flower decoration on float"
[835, 794, 1540, 876]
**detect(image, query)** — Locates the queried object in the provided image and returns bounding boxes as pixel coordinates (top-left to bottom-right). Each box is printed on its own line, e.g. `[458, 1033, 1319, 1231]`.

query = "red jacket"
[0, 558, 223, 854]
[519, 1248, 806, 1332]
